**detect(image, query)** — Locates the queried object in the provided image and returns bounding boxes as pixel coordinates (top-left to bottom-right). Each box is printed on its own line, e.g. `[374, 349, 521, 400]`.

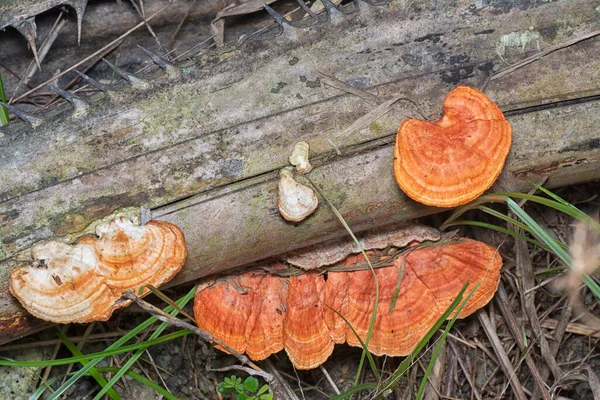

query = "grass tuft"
[0, 71, 9, 126]
[0, 285, 197, 399]
[441, 187, 600, 300]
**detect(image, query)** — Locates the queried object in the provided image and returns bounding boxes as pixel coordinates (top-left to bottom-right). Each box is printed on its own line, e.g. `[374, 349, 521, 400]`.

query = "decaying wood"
[1, 0, 600, 340]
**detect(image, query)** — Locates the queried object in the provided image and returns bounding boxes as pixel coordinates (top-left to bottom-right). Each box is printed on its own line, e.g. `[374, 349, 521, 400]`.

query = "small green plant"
[218, 375, 272, 400]
[0, 70, 9, 126]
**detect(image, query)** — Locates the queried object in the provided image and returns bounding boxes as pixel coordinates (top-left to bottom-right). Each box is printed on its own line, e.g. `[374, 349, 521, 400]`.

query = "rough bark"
[1, 0, 599, 341]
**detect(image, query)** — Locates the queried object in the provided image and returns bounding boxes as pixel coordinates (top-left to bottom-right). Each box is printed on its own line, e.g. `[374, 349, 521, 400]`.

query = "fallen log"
[1, 0, 599, 341]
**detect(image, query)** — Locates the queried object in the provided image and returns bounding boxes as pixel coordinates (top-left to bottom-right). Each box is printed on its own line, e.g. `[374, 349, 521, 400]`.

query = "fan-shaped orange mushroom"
[9, 242, 120, 324]
[9, 218, 187, 324]
[394, 86, 512, 207]
[194, 232, 502, 370]
[79, 218, 186, 295]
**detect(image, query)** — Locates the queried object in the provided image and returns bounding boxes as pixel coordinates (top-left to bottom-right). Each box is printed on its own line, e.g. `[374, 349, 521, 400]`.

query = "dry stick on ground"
[477, 308, 528, 400]
[9, 13, 67, 102]
[317, 70, 381, 106]
[11, 3, 173, 104]
[119, 291, 273, 382]
[128, 0, 166, 54]
[264, 360, 302, 400]
[494, 283, 553, 399]
[317, 70, 429, 120]
[515, 234, 564, 396]
[442, 345, 457, 398]
[550, 303, 573, 355]
[539, 317, 600, 340]
[143, 348, 172, 393]
[169, 0, 199, 52]
[276, 368, 332, 399]
[585, 366, 600, 398]
[319, 364, 341, 395]
[42, 41, 123, 110]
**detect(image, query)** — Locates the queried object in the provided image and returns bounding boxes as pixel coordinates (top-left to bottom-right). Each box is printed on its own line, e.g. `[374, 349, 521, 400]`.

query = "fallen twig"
[477, 308, 528, 400]
[515, 235, 563, 387]
[483, 29, 600, 90]
[448, 340, 483, 400]
[120, 290, 273, 382]
[12, 3, 173, 103]
[494, 283, 552, 399]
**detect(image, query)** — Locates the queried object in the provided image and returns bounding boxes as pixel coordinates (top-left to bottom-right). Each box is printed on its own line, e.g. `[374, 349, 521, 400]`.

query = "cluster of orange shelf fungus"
[10, 85, 511, 371]
[194, 85, 511, 369]
[194, 233, 502, 370]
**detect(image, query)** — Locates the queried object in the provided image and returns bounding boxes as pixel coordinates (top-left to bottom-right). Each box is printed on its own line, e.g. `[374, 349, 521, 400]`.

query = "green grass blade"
[46, 285, 196, 400]
[45, 330, 190, 399]
[92, 286, 197, 400]
[506, 198, 572, 265]
[30, 376, 60, 400]
[572, 194, 598, 205]
[440, 194, 507, 229]
[325, 305, 379, 382]
[0, 330, 189, 368]
[56, 327, 122, 400]
[307, 181, 381, 385]
[378, 283, 469, 395]
[29, 367, 178, 400]
[442, 220, 551, 251]
[98, 368, 179, 400]
[333, 284, 470, 399]
[415, 282, 479, 400]
[477, 205, 533, 233]
[144, 285, 195, 322]
[531, 184, 571, 206]
[329, 383, 379, 399]
[0, 71, 9, 126]
[582, 274, 600, 299]
[499, 192, 600, 231]
[534, 266, 566, 277]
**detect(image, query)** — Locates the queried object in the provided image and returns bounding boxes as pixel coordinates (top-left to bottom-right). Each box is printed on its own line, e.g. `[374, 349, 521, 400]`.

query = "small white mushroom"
[278, 167, 318, 222]
[288, 141, 313, 174]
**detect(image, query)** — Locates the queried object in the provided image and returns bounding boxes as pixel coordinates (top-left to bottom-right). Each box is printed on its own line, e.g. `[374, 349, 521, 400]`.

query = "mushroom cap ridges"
[9, 218, 187, 324]
[194, 237, 502, 369]
[9, 242, 120, 323]
[194, 269, 287, 359]
[79, 219, 187, 293]
[394, 86, 512, 207]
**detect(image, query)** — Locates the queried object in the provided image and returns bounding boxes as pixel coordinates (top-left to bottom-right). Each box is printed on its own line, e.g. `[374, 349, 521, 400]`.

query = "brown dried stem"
[120, 291, 273, 382]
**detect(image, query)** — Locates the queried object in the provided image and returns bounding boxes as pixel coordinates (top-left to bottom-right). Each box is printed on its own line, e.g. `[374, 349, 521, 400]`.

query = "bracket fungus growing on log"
[78, 218, 187, 294]
[194, 228, 502, 370]
[277, 167, 319, 222]
[9, 218, 186, 324]
[289, 141, 313, 174]
[394, 86, 512, 207]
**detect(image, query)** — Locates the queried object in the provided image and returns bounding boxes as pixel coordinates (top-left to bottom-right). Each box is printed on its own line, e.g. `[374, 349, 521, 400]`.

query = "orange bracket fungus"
[9, 218, 187, 324]
[194, 228, 502, 370]
[394, 86, 512, 207]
